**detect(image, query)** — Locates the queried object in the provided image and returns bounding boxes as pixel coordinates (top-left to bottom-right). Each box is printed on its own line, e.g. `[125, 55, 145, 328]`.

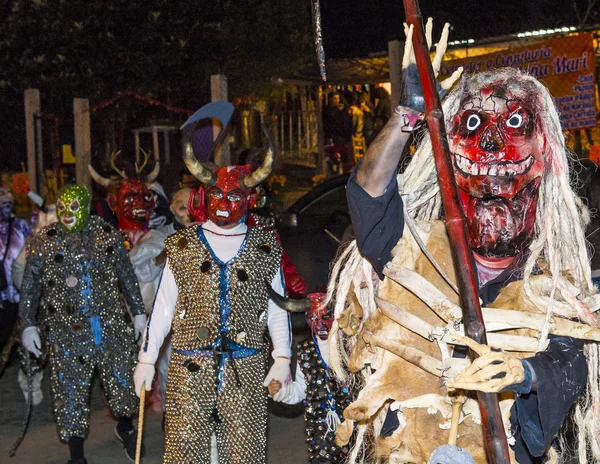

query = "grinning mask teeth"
[449, 86, 545, 260]
[56, 184, 91, 232]
[108, 178, 155, 231]
[206, 166, 251, 226]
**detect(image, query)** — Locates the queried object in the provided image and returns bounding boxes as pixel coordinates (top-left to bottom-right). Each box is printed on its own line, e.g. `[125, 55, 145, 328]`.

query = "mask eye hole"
[57, 201, 66, 212]
[506, 113, 523, 128]
[70, 200, 80, 212]
[466, 114, 481, 131]
[208, 189, 223, 200]
[145, 193, 153, 201]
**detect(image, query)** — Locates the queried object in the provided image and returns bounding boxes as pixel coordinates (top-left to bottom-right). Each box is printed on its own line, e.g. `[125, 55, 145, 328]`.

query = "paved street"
[0, 361, 308, 463]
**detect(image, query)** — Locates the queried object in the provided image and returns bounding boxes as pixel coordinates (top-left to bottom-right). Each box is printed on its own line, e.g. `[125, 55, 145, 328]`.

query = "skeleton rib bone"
[383, 262, 462, 322]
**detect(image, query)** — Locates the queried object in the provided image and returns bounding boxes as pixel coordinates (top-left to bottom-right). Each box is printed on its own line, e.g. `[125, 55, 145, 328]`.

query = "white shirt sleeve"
[138, 259, 177, 364]
[267, 267, 292, 359]
[276, 363, 307, 404]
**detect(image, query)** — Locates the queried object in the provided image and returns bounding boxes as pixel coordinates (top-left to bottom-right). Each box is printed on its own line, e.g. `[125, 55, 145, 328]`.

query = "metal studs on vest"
[197, 327, 210, 341]
[237, 269, 249, 282]
[177, 236, 188, 250]
[259, 243, 272, 254]
[201, 261, 211, 273]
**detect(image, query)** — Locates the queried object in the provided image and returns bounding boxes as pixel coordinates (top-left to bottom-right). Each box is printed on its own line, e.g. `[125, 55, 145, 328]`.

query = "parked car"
[277, 173, 352, 293]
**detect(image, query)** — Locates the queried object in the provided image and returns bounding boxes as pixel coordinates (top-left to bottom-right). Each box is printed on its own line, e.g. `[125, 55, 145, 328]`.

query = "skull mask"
[56, 184, 91, 232]
[0, 188, 14, 222]
[449, 84, 546, 262]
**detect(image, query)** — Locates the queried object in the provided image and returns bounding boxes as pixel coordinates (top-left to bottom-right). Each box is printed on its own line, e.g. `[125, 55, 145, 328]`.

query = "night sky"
[321, 0, 590, 58]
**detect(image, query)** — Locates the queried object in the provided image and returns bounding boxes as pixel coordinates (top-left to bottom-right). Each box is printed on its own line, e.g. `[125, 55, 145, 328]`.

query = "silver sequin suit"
[161, 225, 282, 463]
[19, 216, 144, 441]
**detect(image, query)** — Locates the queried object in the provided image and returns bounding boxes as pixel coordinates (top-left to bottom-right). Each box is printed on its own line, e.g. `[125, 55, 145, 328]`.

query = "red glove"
[282, 251, 307, 296]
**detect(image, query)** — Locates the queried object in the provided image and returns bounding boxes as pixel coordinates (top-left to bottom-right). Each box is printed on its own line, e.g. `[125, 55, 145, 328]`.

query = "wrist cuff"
[506, 360, 533, 395]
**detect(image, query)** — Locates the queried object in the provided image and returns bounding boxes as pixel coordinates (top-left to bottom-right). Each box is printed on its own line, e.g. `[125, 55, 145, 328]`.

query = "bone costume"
[326, 23, 599, 464]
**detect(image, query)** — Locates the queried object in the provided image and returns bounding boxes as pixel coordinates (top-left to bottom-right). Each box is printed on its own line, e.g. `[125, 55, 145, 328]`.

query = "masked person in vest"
[134, 129, 292, 464]
[19, 184, 146, 464]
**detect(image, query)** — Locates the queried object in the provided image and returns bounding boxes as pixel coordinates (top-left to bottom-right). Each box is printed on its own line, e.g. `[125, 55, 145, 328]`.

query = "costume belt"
[174, 335, 260, 392]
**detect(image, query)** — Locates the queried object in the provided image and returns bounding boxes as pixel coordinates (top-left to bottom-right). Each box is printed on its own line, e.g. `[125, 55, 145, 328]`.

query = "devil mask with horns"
[185, 127, 275, 227]
[88, 151, 158, 231]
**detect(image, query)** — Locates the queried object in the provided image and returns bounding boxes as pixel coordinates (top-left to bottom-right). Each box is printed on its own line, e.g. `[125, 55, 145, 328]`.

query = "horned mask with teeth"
[88, 150, 158, 231]
[184, 126, 275, 227]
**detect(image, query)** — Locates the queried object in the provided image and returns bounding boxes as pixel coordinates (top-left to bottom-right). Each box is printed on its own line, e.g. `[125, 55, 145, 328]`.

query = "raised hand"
[401, 18, 464, 111]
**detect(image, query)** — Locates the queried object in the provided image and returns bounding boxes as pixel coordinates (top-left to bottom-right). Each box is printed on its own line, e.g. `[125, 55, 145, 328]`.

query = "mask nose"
[478, 124, 505, 153]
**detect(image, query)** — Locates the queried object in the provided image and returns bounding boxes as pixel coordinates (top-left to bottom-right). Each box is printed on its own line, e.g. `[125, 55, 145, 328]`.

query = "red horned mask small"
[88, 150, 159, 230]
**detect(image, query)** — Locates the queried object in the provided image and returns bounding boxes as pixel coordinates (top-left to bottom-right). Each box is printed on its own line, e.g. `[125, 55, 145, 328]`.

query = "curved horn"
[136, 150, 151, 175]
[265, 280, 311, 313]
[145, 159, 160, 183]
[183, 142, 217, 185]
[110, 151, 128, 179]
[243, 124, 275, 188]
[88, 164, 117, 189]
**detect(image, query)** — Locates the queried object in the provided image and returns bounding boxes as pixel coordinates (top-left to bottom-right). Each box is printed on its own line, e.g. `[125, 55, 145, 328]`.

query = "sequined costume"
[19, 215, 144, 440]
[140, 220, 290, 463]
[297, 337, 351, 464]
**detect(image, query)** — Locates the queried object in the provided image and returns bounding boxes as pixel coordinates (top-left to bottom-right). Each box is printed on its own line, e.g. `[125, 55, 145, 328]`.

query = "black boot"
[115, 416, 145, 462]
[67, 437, 87, 464]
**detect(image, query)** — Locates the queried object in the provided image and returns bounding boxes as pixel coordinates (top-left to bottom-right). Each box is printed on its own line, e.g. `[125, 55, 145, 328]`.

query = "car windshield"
[298, 186, 347, 224]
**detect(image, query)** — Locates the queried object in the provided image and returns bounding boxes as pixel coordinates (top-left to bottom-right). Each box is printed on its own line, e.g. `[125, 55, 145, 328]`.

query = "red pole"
[401, 2, 511, 463]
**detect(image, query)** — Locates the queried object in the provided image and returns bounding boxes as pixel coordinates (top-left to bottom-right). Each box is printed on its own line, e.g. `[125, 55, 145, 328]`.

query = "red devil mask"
[108, 178, 155, 230]
[306, 293, 332, 340]
[188, 168, 259, 225]
[205, 166, 251, 226]
[88, 151, 159, 231]
[449, 86, 546, 262]
[182, 127, 274, 226]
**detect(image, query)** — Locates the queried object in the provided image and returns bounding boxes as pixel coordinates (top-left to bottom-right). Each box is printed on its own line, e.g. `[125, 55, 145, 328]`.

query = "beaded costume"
[298, 337, 351, 464]
[157, 224, 282, 463]
[19, 215, 144, 440]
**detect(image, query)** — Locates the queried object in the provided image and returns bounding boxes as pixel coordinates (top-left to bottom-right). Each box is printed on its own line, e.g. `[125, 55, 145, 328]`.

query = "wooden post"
[163, 130, 171, 165]
[134, 130, 140, 164]
[73, 98, 92, 191]
[210, 74, 230, 166]
[24, 89, 41, 193]
[388, 40, 403, 108]
[152, 126, 160, 163]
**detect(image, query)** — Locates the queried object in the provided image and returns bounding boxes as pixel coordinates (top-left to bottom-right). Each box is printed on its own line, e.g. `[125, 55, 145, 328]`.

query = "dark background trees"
[0, 0, 313, 171]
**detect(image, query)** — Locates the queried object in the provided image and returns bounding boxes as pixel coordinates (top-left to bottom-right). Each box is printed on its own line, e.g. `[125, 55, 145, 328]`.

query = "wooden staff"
[400, 1, 511, 462]
[136, 382, 146, 464]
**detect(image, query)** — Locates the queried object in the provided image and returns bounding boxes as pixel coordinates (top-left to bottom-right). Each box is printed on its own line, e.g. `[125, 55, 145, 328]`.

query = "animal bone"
[383, 262, 462, 322]
[363, 332, 445, 377]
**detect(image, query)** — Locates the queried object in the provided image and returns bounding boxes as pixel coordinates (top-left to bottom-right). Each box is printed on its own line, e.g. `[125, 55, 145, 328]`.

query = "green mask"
[56, 184, 91, 232]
